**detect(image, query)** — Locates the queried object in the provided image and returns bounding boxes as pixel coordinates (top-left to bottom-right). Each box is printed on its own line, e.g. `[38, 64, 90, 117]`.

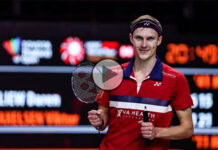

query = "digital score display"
[163, 42, 218, 149]
[163, 41, 218, 141]
[163, 43, 218, 68]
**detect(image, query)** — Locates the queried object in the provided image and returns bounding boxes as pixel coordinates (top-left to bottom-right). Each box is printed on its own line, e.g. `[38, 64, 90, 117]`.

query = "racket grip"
[96, 118, 104, 130]
[143, 108, 151, 146]
[144, 137, 151, 146]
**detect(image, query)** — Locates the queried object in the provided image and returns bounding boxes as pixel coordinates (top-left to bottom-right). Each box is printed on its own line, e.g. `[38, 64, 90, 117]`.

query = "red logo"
[60, 37, 85, 65]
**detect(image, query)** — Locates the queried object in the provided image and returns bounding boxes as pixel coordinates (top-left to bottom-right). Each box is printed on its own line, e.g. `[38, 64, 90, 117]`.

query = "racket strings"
[72, 63, 101, 103]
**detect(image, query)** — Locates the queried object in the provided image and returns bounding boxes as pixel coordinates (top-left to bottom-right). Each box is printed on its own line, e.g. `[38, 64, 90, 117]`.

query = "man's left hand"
[138, 120, 156, 140]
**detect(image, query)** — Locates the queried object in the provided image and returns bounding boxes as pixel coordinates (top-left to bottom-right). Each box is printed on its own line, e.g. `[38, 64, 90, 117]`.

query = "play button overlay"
[92, 59, 123, 90]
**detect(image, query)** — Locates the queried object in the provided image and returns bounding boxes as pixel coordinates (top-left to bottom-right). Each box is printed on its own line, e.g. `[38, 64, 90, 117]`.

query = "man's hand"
[88, 109, 104, 129]
[138, 120, 156, 140]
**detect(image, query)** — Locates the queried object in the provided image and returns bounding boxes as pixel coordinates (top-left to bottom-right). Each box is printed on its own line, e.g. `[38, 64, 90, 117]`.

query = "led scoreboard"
[162, 41, 218, 149]
[165, 43, 218, 66]
[163, 42, 218, 128]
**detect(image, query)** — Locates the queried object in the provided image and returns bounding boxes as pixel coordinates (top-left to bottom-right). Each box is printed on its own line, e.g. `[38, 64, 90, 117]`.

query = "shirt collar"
[123, 56, 163, 81]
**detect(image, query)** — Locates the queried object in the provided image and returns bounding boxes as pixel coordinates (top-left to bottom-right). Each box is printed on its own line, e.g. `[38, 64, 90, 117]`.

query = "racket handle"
[144, 137, 151, 146]
[96, 118, 104, 130]
[143, 107, 151, 146]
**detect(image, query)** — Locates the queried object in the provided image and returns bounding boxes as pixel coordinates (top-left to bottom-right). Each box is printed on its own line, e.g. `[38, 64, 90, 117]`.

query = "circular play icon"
[92, 59, 123, 90]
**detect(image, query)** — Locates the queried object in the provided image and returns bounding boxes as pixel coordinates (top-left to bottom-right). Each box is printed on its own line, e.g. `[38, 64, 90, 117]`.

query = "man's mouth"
[139, 49, 149, 52]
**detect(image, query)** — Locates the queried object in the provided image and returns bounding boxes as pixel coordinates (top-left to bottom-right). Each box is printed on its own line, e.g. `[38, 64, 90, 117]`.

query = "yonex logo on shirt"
[154, 82, 162, 86]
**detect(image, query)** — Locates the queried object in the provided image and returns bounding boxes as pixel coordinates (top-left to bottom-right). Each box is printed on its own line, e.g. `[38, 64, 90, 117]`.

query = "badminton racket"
[71, 62, 104, 130]
[71, 62, 104, 104]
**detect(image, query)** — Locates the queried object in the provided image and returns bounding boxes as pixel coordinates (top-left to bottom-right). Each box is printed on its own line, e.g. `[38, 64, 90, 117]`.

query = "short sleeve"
[170, 73, 193, 110]
[97, 90, 110, 108]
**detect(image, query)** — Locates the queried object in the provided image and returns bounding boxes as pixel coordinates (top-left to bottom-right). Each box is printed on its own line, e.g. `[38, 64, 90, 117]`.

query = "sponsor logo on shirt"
[116, 108, 156, 121]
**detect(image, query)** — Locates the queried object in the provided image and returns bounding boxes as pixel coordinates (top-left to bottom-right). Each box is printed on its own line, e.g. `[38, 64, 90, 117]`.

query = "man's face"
[129, 27, 162, 62]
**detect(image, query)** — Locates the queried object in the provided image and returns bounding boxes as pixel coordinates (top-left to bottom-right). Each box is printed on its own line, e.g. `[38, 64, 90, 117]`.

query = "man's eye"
[135, 37, 142, 40]
[147, 37, 154, 41]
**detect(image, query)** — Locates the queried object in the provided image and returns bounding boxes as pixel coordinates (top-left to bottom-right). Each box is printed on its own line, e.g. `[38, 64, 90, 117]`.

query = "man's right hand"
[88, 109, 104, 129]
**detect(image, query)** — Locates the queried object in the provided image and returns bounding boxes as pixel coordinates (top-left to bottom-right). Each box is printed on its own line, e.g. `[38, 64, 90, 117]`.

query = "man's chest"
[110, 78, 174, 101]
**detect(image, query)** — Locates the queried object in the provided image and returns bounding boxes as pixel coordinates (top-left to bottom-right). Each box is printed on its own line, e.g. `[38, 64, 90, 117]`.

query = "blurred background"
[0, 0, 217, 149]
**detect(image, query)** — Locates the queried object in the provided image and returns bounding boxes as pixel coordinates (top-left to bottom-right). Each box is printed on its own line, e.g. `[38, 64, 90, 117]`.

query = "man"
[88, 14, 194, 150]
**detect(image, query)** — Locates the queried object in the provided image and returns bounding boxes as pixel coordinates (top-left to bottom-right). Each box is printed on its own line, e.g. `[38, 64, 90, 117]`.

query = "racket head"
[71, 62, 103, 104]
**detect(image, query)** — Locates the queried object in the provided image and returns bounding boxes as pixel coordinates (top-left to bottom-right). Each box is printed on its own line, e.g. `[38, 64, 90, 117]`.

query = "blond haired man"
[88, 14, 193, 150]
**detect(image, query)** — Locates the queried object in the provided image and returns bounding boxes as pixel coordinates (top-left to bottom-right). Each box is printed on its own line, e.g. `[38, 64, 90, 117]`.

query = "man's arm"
[88, 104, 109, 131]
[155, 107, 193, 140]
[139, 107, 193, 140]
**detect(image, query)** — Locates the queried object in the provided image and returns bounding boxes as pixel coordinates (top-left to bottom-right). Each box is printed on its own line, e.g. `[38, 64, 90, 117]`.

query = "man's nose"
[142, 40, 148, 48]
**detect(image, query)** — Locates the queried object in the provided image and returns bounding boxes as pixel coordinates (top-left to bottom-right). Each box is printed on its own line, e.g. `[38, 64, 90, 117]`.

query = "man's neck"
[133, 56, 157, 80]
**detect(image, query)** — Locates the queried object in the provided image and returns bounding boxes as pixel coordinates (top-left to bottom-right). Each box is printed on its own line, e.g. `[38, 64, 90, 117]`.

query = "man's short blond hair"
[130, 15, 162, 33]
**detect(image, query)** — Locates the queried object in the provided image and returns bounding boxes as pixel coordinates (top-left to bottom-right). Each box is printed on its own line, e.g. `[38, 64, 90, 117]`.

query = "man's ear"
[157, 35, 163, 46]
[129, 33, 133, 44]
